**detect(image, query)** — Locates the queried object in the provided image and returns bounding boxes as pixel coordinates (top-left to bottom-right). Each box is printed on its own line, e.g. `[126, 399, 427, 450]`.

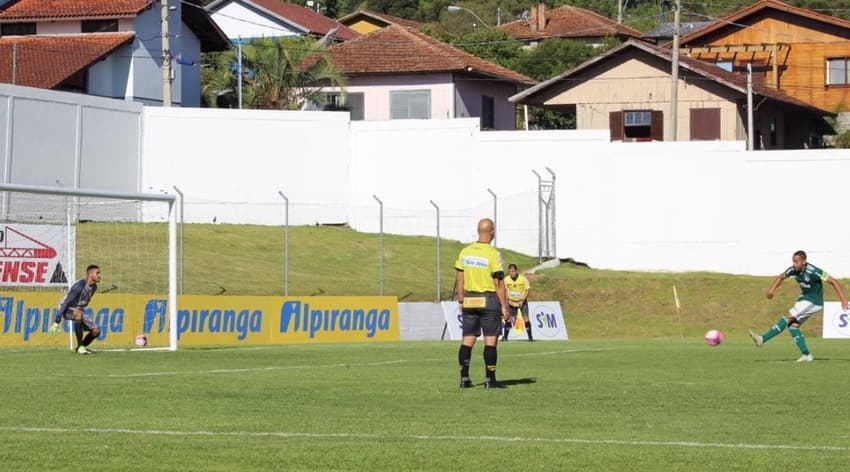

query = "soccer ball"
[134, 334, 148, 347]
[704, 329, 723, 346]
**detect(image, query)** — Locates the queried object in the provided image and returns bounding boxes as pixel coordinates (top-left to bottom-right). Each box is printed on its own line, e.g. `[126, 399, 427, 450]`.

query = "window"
[690, 108, 721, 141]
[322, 92, 364, 121]
[716, 61, 733, 72]
[1, 22, 36, 36]
[827, 58, 849, 86]
[623, 110, 652, 139]
[480, 95, 494, 130]
[390, 90, 430, 119]
[82, 19, 119, 33]
[609, 110, 663, 141]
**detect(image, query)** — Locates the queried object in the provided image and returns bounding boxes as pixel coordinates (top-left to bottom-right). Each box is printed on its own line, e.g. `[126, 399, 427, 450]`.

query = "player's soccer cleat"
[796, 353, 814, 363]
[483, 380, 506, 389]
[748, 330, 764, 347]
[459, 379, 474, 389]
[77, 346, 91, 355]
[47, 322, 60, 336]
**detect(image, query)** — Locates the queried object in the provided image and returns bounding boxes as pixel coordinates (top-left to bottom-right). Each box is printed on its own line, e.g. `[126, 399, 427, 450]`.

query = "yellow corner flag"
[673, 285, 681, 310]
[515, 307, 525, 333]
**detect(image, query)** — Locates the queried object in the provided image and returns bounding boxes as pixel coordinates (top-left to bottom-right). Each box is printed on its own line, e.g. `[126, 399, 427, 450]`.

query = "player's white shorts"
[787, 300, 823, 323]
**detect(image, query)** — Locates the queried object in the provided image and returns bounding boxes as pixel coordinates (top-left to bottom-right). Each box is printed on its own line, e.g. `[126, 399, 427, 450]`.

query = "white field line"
[51, 348, 602, 379]
[55, 359, 409, 378]
[1, 426, 847, 452]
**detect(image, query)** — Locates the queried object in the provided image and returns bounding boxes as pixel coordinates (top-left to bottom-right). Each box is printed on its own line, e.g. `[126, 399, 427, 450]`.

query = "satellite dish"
[520, 10, 530, 21]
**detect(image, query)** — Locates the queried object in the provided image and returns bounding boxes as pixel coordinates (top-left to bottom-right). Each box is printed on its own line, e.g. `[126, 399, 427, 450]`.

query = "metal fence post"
[486, 188, 497, 247]
[172, 185, 184, 295]
[373, 195, 383, 296]
[430, 200, 440, 301]
[532, 170, 542, 262]
[546, 167, 556, 259]
[283, 193, 289, 296]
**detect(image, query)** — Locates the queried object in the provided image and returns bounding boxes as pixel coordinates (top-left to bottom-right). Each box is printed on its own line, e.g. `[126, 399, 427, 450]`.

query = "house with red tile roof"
[206, 0, 357, 42]
[316, 24, 535, 130]
[498, 2, 641, 48]
[0, 0, 229, 106]
[510, 39, 830, 148]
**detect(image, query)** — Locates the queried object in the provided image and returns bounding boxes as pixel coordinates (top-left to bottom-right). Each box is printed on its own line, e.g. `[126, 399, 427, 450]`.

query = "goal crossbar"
[0, 183, 180, 351]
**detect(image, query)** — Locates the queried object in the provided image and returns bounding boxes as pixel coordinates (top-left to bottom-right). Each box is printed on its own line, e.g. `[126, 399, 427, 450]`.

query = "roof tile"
[0, 33, 135, 88]
[499, 5, 641, 40]
[239, 0, 358, 40]
[325, 24, 535, 85]
[0, 0, 152, 20]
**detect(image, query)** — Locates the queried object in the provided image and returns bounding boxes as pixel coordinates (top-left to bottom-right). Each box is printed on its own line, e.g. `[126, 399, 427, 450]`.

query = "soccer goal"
[0, 183, 178, 351]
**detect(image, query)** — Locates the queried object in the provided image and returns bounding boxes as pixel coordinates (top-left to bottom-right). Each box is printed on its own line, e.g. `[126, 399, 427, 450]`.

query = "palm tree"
[201, 36, 346, 110]
[243, 36, 346, 110]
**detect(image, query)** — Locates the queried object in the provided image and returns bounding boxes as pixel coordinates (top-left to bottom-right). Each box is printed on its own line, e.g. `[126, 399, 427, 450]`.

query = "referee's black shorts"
[461, 291, 501, 337]
[507, 301, 529, 318]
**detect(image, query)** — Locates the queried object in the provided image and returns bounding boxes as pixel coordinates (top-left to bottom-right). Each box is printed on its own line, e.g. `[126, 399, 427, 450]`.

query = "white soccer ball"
[704, 329, 723, 346]
[135, 334, 148, 347]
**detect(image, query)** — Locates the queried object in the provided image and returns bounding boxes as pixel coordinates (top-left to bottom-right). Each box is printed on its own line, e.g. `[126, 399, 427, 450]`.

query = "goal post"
[0, 183, 179, 351]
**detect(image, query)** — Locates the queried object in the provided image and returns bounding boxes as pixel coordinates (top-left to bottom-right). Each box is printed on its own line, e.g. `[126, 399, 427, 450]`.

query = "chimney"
[537, 1, 546, 32]
[529, 4, 538, 32]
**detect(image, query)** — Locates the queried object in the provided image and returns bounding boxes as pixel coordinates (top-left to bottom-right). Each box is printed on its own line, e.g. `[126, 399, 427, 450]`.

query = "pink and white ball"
[704, 329, 724, 346]
[134, 334, 148, 347]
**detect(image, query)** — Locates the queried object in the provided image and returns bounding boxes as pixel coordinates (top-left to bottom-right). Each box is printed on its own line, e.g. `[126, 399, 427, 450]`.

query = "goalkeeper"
[48, 264, 102, 355]
[503, 263, 533, 342]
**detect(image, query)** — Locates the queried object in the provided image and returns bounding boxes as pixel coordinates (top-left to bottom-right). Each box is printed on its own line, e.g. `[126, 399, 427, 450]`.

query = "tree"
[201, 37, 347, 110]
[368, 0, 420, 19]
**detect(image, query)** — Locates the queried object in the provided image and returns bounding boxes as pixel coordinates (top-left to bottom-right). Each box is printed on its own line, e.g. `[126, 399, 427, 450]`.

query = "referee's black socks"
[484, 345, 497, 381]
[458, 345, 472, 378]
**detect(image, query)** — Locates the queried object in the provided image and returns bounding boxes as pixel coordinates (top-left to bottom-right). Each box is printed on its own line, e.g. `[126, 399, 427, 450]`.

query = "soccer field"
[2, 339, 848, 471]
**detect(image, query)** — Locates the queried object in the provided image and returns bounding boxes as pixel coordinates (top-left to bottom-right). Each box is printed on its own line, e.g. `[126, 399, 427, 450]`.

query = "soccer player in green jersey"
[748, 250, 849, 362]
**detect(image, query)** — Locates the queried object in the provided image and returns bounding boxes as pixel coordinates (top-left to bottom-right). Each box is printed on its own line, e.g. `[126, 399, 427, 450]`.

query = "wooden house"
[678, 0, 850, 114]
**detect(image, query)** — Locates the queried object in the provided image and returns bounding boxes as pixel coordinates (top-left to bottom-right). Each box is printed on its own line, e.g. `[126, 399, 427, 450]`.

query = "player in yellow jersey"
[503, 263, 533, 342]
[455, 218, 510, 389]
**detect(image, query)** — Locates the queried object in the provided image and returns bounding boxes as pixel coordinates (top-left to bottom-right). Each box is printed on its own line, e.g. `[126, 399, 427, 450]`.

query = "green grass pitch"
[2, 339, 849, 471]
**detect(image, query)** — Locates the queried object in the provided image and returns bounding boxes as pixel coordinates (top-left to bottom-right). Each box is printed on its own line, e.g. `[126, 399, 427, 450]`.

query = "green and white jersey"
[784, 263, 828, 305]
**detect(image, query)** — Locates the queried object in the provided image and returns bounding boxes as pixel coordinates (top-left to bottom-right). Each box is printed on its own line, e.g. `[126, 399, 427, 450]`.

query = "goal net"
[0, 183, 178, 351]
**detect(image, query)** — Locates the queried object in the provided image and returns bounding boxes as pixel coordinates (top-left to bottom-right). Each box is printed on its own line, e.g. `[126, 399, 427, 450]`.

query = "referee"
[455, 218, 510, 389]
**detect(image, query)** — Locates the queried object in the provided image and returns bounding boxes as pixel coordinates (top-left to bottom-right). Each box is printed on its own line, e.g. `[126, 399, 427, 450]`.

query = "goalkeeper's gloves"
[47, 322, 60, 336]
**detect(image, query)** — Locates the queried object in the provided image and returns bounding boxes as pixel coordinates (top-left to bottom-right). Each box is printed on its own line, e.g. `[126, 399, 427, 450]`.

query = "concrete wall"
[0, 83, 143, 190]
[4, 84, 850, 276]
[141, 107, 351, 225]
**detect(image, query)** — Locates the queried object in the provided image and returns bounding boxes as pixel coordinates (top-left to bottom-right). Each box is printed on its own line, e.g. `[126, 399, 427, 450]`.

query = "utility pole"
[747, 63, 754, 151]
[669, 0, 681, 141]
[237, 39, 243, 109]
[11, 43, 16, 85]
[617, 0, 624, 24]
[161, 0, 172, 107]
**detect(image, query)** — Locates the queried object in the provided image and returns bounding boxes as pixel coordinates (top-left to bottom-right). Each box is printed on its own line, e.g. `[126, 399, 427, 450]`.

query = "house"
[206, 0, 358, 42]
[0, 0, 229, 106]
[497, 2, 642, 48]
[510, 39, 831, 148]
[337, 9, 424, 36]
[677, 0, 850, 115]
[316, 24, 536, 130]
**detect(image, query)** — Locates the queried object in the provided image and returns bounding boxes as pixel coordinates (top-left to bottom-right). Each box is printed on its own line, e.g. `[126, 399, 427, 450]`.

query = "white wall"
[141, 107, 351, 225]
[5, 83, 850, 277]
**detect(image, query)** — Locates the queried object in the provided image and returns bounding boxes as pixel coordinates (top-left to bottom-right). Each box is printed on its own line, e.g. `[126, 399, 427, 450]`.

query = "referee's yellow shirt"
[454, 242, 504, 292]
[505, 274, 530, 302]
